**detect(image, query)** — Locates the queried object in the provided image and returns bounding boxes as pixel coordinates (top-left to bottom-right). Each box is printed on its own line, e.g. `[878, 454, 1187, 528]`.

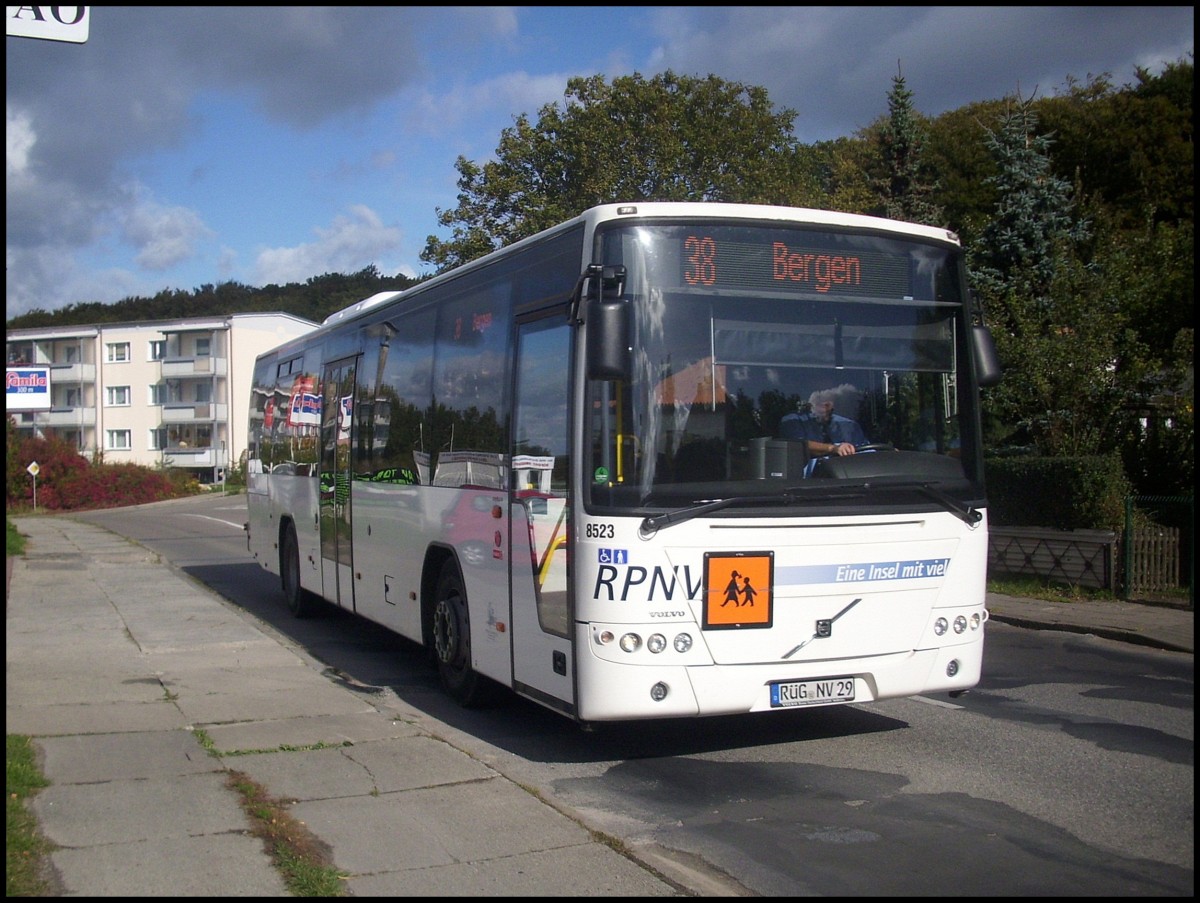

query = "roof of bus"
[576, 202, 960, 246]
[312, 201, 960, 333]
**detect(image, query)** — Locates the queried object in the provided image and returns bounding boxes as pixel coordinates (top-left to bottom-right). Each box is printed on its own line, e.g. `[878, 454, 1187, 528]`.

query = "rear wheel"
[281, 524, 319, 618]
[431, 561, 492, 707]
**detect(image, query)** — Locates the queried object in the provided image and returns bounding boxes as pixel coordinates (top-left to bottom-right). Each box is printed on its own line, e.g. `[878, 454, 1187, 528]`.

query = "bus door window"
[319, 357, 358, 606]
[512, 315, 571, 637]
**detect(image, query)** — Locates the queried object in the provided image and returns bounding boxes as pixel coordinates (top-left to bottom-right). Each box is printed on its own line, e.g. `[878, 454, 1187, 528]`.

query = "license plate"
[769, 677, 855, 708]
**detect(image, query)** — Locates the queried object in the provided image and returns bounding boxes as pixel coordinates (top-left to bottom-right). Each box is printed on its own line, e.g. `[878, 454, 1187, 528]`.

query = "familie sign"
[6, 366, 52, 411]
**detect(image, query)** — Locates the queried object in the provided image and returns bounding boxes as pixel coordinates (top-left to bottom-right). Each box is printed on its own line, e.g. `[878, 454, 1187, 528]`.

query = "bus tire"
[281, 523, 319, 618]
[432, 560, 491, 707]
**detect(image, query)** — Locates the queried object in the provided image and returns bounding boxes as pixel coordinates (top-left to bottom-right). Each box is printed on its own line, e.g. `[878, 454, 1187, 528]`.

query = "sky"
[5, 6, 1194, 322]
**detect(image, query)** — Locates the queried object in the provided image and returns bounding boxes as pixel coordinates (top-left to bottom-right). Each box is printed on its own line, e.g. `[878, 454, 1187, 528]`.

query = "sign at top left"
[7, 6, 90, 44]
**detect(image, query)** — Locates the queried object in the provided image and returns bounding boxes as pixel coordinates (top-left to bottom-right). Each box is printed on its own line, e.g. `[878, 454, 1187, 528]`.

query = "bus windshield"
[586, 220, 978, 512]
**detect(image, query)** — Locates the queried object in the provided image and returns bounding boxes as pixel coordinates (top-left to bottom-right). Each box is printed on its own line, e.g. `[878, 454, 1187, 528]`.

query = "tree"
[420, 72, 804, 272]
[1036, 57, 1193, 231]
[875, 64, 944, 226]
[969, 93, 1103, 454]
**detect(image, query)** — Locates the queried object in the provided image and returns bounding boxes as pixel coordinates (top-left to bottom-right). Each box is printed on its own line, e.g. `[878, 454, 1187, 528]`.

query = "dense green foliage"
[985, 454, 1132, 532]
[7, 265, 420, 331]
[7, 59, 1193, 504]
[421, 72, 808, 271]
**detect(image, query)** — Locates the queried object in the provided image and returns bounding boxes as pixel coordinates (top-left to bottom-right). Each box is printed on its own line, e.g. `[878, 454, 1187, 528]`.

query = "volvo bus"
[245, 202, 1002, 723]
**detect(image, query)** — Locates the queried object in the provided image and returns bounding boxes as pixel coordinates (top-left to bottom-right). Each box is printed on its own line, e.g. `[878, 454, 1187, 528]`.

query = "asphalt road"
[66, 493, 1194, 896]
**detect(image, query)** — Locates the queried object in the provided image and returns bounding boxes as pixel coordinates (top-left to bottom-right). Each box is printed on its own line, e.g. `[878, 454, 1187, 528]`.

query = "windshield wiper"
[913, 482, 983, 525]
[639, 494, 797, 537]
[828, 478, 982, 525]
[636, 479, 980, 536]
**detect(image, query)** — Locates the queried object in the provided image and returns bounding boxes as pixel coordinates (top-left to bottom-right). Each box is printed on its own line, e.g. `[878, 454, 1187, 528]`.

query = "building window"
[106, 342, 130, 363]
[65, 387, 82, 408]
[149, 383, 168, 405]
[64, 344, 80, 364]
[106, 430, 132, 450]
[151, 428, 168, 450]
[7, 342, 34, 364]
[106, 386, 131, 406]
[196, 337, 211, 357]
[194, 382, 213, 403]
[149, 340, 166, 361]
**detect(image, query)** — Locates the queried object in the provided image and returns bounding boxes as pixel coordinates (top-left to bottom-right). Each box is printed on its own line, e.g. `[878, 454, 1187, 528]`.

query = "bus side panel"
[278, 472, 322, 599]
[445, 487, 516, 688]
[349, 481, 435, 642]
[246, 463, 274, 573]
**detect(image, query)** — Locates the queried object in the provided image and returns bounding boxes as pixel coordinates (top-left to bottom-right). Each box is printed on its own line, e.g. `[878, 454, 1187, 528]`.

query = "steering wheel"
[854, 443, 894, 453]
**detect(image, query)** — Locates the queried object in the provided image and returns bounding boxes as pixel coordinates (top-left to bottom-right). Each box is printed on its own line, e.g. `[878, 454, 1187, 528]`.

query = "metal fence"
[987, 495, 1193, 609]
[988, 527, 1114, 589]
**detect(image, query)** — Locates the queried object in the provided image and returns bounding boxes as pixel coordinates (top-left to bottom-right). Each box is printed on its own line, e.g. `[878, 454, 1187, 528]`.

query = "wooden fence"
[988, 519, 1189, 605]
[1124, 524, 1180, 596]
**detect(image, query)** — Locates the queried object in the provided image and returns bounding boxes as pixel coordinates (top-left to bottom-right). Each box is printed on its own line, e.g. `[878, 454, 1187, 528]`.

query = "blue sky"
[5, 6, 1193, 321]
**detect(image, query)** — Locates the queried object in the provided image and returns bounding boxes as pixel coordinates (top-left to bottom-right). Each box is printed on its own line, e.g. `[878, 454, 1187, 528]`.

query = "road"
[75, 493, 1195, 896]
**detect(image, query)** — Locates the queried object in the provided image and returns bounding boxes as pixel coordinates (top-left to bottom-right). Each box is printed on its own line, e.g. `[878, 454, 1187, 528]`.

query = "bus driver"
[780, 385, 868, 457]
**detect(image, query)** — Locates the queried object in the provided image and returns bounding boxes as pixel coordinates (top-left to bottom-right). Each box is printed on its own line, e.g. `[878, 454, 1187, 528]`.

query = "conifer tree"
[877, 64, 944, 226]
[969, 93, 1110, 454]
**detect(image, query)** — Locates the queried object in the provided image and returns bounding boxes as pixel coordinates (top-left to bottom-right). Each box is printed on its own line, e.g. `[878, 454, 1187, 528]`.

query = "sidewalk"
[6, 514, 1192, 896]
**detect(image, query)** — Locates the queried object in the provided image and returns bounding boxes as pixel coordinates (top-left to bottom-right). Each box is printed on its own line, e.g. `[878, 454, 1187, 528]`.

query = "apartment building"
[6, 313, 318, 482]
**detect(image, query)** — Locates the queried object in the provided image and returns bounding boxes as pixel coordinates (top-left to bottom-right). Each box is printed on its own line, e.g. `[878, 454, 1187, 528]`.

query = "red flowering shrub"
[7, 416, 196, 512]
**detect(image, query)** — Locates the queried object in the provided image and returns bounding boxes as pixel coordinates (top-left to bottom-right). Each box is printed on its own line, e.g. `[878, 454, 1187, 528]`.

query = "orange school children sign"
[703, 551, 774, 629]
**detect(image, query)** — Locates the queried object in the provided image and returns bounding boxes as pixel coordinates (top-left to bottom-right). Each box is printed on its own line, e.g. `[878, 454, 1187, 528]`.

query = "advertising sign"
[6, 366, 52, 411]
[6, 6, 90, 43]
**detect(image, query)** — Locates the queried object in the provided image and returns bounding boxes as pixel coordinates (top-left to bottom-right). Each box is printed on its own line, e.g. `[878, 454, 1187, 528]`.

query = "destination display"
[678, 231, 921, 299]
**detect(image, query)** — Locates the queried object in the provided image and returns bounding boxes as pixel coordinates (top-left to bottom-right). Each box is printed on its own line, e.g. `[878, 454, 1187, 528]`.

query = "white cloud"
[6, 106, 36, 184]
[121, 196, 215, 270]
[252, 205, 405, 285]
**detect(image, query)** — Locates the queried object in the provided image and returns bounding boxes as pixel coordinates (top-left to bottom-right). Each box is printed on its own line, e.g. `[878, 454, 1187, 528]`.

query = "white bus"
[246, 202, 1002, 723]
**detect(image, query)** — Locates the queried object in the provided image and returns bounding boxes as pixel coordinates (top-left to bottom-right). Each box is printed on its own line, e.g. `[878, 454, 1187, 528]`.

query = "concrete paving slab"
[48, 833, 290, 897]
[33, 772, 247, 846]
[202, 710, 424, 752]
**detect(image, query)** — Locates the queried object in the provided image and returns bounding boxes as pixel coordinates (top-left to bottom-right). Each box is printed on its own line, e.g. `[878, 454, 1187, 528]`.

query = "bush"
[985, 454, 1132, 532]
[7, 416, 198, 512]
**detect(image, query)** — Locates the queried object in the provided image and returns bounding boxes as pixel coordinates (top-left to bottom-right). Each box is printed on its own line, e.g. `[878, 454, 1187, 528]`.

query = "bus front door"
[319, 357, 358, 611]
[509, 316, 575, 709]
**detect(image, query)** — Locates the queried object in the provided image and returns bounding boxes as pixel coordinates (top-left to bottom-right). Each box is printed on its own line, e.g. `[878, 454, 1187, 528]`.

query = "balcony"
[161, 402, 228, 424]
[49, 362, 96, 383]
[162, 446, 229, 468]
[161, 355, 228, 378]
[34, 407, 97, 427]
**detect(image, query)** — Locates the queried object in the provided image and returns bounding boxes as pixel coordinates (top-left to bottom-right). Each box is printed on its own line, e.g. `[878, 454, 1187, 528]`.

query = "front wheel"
[431, 561, 493, 707]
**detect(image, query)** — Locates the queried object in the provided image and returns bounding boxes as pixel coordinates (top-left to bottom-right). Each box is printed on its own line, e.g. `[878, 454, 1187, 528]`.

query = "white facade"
[6, 313, 318, 481]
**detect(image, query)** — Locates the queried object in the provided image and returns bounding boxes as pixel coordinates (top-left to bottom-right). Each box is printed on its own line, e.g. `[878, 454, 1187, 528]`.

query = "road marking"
[912, 694, 965, 709]
[182, 513, 245, 530]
